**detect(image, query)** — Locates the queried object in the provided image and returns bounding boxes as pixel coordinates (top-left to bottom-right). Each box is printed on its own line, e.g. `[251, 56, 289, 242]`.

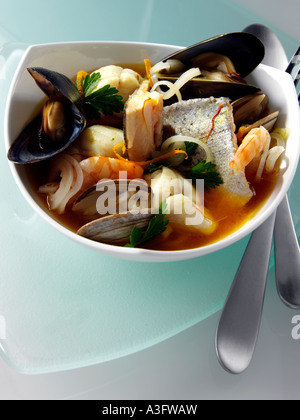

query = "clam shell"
[232, 93, 269, 125]
[238, 111, 280, 136]
[72, 179, 153, 223]
[77, 211, 153, 243]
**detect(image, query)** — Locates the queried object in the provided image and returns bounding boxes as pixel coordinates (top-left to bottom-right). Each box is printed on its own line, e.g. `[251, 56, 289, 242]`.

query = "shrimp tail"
[229, 126, 270, 172]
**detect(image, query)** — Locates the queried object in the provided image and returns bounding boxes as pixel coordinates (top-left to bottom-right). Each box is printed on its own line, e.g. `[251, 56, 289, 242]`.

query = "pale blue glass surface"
[0, 0, 299, 374]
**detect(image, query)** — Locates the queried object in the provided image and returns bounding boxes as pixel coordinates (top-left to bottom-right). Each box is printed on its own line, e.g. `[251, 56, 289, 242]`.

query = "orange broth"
[25, 63, 280, 251]
[143, 169, 278, 251]
[27, 160, 279, 251]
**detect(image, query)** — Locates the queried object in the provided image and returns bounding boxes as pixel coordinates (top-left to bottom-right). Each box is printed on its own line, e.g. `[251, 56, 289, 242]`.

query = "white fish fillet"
[125, 80, 164, 162]
[162, 97, 253, 203]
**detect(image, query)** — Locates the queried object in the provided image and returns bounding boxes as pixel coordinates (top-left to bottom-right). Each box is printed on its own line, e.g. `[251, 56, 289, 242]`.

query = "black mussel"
[7, 67, 86, 164]
[156, 32, 264, 101]
[41, 100, 68, 144]
[158, 76, 260, 101]
[161, 32, 265, 77]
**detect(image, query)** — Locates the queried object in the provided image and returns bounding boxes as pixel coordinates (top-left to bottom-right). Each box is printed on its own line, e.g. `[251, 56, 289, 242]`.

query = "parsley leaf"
[125, 201, 169, 248]
[184, 141, 198, 157]
[81, 72, 125, 118]
[82, 73, 101, 96]
[147, 162, 166, 173]
[184, 160, 223, 189]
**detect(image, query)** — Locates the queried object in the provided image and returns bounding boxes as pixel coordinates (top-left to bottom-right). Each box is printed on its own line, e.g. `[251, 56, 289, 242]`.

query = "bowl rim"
[4, 40, 300, 262]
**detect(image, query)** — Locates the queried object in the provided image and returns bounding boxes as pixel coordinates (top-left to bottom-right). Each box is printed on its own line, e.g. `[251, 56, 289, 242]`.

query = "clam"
[7, 67, 86, 164]
[77, 211, 153, 244]
[236, 110, 280, 140]
[155, 32, 265, 100]
[73, 178, 152, 221]
[73, 179, 154, 243]
[232, 93, 279, 139]
[232, 93, 269, 125]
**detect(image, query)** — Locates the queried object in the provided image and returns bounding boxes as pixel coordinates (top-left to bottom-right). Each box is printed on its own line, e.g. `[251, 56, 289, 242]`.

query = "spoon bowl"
[243, 24, 288, 70]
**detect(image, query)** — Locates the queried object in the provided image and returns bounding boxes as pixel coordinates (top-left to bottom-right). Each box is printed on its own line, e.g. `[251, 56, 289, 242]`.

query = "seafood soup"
[7, 36, 290, 252]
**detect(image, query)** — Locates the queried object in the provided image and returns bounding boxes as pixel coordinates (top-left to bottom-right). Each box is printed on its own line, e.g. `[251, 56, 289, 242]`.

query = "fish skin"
[162, 97, 253, 203]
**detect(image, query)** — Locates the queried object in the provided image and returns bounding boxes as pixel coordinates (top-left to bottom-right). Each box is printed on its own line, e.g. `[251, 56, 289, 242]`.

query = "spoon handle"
[274, 195, 300, 309]
[216, 212, 276, 374]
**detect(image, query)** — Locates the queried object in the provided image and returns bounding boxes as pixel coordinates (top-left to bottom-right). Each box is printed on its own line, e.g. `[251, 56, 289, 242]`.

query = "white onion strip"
[63, 155, 84, 204]
[47, 156, 73, 212]
[255, 131, 271, 182]
[151, 67, 201, 102]
[271, 132, 286, 148]
[151, 80, 182, 102]
[150, 59, 184, 76]
[150, 60, 185, 89]
[174, 68, 201, 91]
[161, 135, 214, 163]
[264, 129, 288, 173]
[150, 61, 171, 75]
[41, 154, 84, 214]
[266, 146, 285, 173]
[38, 182, 59, 195]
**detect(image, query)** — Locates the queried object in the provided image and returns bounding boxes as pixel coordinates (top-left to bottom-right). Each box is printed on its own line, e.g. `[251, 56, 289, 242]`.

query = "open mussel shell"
[159, 75, 260, 101]
[77, 211, 153, 244]
[157, 32, 264, 101]
[28, 67, 83, 110]
[161, 32, 265, 78]
[7, 67, 86, 164]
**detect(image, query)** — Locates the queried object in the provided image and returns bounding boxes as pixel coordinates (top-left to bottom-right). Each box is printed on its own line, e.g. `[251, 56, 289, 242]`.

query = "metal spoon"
[243, 24, 288, 71]
[274, 196, 300, 309]
[216, 212, 276, 374]
[216, 24, 300, 374]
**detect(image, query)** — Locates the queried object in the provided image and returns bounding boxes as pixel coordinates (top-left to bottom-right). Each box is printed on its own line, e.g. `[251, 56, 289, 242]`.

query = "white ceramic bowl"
[4, 41, 300, 262]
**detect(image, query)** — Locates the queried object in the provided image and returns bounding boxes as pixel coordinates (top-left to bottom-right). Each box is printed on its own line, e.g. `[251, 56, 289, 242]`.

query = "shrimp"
[229, 126, 271, 172]
[124, 80, 164, 162]
[79, 156, 144, 190]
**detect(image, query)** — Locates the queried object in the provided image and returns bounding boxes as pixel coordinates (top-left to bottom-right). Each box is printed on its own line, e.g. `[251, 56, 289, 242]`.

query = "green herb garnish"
[147, 162, 166, 173]
[82, 73, 102, 96]
[125, 201, 169, 248]
[184, 160, 223, 189]
[184, 141, 198, 157]
[82, 72, 125, 118]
